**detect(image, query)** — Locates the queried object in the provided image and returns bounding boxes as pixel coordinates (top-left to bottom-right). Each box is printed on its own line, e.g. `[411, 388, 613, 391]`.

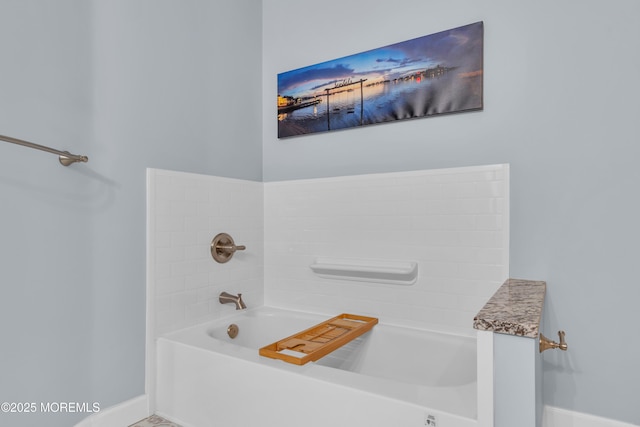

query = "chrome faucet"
[219, 292, 247, 310]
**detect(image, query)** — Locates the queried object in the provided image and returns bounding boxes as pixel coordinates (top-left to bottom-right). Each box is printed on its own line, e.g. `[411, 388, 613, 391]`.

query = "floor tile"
[129, 414, 182, 427]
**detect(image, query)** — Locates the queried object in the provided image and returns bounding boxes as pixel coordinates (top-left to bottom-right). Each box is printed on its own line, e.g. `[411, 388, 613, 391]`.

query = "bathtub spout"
[219, 292, 247, 310]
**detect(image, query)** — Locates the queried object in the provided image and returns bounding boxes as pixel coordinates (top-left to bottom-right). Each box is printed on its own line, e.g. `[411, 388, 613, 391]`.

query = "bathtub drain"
[227, 324, 239, 339]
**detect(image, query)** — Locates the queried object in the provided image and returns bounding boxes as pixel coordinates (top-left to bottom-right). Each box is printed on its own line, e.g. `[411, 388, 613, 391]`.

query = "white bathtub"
[155, 307, 478, 427]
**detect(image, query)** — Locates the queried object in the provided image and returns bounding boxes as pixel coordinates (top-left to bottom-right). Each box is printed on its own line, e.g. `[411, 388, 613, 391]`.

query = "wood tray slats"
[258, 313, 378, 365]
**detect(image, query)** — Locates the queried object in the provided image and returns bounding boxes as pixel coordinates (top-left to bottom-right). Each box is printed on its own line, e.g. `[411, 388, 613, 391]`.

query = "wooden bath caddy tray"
[259, 313, 378, 365]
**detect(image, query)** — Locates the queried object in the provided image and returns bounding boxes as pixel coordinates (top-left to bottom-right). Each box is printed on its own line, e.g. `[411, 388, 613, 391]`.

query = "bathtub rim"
[195, 304, 477, 339]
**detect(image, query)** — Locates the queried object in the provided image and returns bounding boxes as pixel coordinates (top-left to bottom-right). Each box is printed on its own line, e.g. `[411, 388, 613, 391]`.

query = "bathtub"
[155, 307, 478, 427]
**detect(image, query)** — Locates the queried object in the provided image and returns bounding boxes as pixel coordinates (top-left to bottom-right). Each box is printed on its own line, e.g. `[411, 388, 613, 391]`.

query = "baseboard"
[543, 405, 639, 427]
[74, 395, 149, 427]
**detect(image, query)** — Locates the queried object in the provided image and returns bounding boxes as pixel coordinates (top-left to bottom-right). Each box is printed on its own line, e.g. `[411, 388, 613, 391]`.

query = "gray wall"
[0, 1, 261, 426]
[263, 0, 640, 425]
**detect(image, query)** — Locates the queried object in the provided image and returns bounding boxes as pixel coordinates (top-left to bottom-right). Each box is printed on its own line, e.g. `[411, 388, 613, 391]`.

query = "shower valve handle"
[217, 244, 246, 253]
[211, 233, 246, 263]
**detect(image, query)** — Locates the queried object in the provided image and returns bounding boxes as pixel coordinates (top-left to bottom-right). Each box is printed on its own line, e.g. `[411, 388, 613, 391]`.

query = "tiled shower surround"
[148, 164, 508, 340]
[147, 169, 264, 339]
[264, 165, 509, 332]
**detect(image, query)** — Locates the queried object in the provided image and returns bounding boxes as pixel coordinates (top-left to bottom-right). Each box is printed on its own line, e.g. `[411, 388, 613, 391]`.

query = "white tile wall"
[147, 169, 264, 338]
[264, 164, 509, 333]
[148, 164, 508, 338]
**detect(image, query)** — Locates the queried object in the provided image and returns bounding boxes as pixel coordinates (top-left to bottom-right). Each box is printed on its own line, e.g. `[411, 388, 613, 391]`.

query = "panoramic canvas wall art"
[277, 21, 483, 138]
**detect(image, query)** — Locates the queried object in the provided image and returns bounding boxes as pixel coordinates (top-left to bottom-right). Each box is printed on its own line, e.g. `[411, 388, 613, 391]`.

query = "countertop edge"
[473, 278, 546, 338]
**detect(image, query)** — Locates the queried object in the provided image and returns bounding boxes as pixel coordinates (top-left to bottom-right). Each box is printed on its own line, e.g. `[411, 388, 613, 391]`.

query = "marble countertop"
[473, 278, 546, 338]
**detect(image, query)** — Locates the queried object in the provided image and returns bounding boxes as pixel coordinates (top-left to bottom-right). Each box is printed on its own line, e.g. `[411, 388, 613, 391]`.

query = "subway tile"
[421, 230, 461, 247]
[196, 287, 217, 303]
[450, 198, 500, 215]
[184, 186, 210, 203]
[475, 280, 504, 297]
[151, 165, 508, 336]
[437, 279, 482, 296]
[156, 276, 185, 295]
[419, 260, 460, 279]
[183, 216, 209, 232]
[154, 231, 172, 248]
[155, 183, 185, 202]
[170, 260, 201, 278]
[170, 200, 202, 217]
[153, 199, 173, 216]
[185, 301, 209, 321]
[155, 294, 171, 313]
[154, 263, 171, 280]
[458, 263, 506, 282]
[171, 231, 198, 247]
[263, 165, 508, 330]
[184, 245, 208, 262]
[457, 294, 491, 313]
[149, 169, 265, 337]
[474, 181, 505, 198]
[171, 291, 198, 310]
[475, 214, 503, 231]
[184, 272, 210, 290]
[194, 259, 213, 274]
[155, 215, 184, 233]
[156, 247, 184, 264]
[154, 311, 174, 336]
[475, 248, 505, 265]
[444, 181, 478, 199]
[458, 230, 503, 248]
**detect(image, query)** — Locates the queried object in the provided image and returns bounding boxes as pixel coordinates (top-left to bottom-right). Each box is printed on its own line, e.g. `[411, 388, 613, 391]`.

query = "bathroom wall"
[0, 1, 262, 426]
[264, 165, 509, 332]
[262, 0, 640, 425]
[0, 3, 93, 427]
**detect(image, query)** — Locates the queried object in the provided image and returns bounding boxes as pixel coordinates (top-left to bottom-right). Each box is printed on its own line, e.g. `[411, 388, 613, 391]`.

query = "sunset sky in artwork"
[278, 22, 483, 98]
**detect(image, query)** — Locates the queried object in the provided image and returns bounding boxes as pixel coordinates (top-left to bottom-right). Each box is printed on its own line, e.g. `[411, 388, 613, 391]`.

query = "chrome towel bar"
[0, 134, 88, 166]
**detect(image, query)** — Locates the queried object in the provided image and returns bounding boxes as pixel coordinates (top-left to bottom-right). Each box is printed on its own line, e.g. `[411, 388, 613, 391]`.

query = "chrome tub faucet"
[219, 292, 247, 310]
